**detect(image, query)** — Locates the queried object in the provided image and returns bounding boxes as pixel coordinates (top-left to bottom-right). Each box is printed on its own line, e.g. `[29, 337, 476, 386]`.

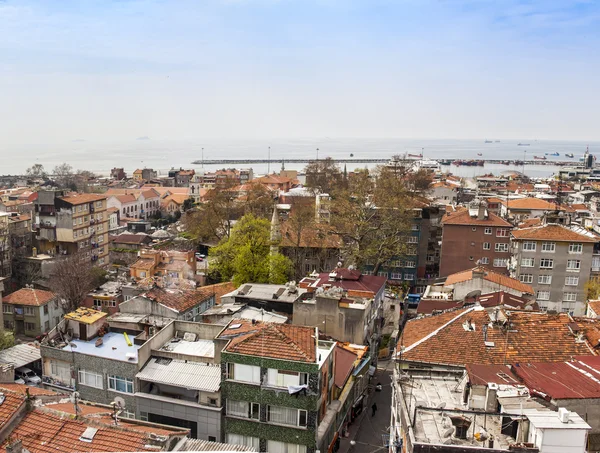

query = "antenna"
[70, 391, 81, 418]
[111, 396, 126, 425]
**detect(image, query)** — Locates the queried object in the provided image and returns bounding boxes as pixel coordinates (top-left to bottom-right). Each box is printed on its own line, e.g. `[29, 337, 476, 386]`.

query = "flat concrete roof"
[62, 332, 140, 363]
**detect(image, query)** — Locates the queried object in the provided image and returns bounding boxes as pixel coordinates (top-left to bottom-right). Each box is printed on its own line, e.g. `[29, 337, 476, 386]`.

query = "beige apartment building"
[35, 190, 109, 266]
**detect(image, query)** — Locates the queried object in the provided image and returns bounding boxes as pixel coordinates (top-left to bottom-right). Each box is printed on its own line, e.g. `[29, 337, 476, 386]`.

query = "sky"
[1, 0, 599, 144]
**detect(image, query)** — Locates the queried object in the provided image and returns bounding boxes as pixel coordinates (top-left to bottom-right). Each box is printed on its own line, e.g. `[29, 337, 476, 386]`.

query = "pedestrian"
[371, 402, 377, 416]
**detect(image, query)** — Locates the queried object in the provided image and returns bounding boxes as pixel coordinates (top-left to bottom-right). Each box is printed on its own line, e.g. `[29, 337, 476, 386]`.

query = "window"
[541, 242, 556, 252]
[226, 434, 259, 450]
[228, 363, 261, 384]
[569, 243, 583, 254]
[226, 400, 260, 420]
[267, 441, 307, 453]
[108, 375, 133, 393]
[3, 321, 13, 330]
[567, 260, 581, 271]
[411, 224, 420, 231]
[563, 292, 577, 302]
[521, 258, 534, 268]
[96, 201, 103, 208]
[483, 242, 490, 250]
[407, 236, 418, 244]
[407, 247, 417, 255]
[140, 271, 146, 278]
[565, 276, 579, 286]
[519, 274, 533, 284]
[480, 257, 489, 264]
[44, 320, 50, 331]
[495, 243, 509, 252]
[539, 258, 554, 269]
[404, 273, 414, 281]
[78, 370, 103, 389]
[536, 290, 550, 301]
[538, 275, 552, 285]
[405, 261, 416, 268]
[484, 227, 492, 235]
[2, 305, 12, 314]
[496, 228, 509, 237]
[267, 369, 308, 388]
[25, 322, 35, 331]
[493, 258, 508, 268]
[267, 405, 308, 427]
[522, 241, 536, 251]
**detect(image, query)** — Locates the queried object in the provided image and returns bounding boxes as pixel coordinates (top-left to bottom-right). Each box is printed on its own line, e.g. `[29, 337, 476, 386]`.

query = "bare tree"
[48, 253, 97, 312]
[52, 162, 75, 189]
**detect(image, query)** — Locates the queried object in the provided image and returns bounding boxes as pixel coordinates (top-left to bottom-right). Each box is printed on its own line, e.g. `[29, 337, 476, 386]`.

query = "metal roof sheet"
[0, 343, 41, 368]
[179, 438, 256, 451]
[136, 357, 221, 392]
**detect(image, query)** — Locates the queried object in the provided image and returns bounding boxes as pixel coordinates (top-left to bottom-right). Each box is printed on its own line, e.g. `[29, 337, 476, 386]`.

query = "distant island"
[137, 136, 151, 141]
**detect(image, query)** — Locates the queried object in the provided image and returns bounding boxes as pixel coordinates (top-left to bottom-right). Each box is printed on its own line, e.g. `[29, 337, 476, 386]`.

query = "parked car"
[15, 367, 41, 385]
[14, 377, 25, 385]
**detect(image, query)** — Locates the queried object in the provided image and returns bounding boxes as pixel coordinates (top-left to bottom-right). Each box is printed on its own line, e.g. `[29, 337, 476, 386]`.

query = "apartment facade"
[440, 202, 513, 277]
[106, 188, 161, 220]
[2, 288, 63, 336]
[217, 320, 336, 453]
[35, 190, 109, 266]
[510, 223, 597, 316]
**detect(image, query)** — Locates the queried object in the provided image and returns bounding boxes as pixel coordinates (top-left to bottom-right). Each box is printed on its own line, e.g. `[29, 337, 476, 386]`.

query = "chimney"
[6, 439, 22, 453]
[478, 202, 486, 220]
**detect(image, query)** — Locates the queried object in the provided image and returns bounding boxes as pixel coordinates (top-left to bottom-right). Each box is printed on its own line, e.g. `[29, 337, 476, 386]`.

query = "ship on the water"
[484, 140, 492, 143]
[534, 155, 547, 160]
[566, 153, 574, 158]
[518, 143, 531, 146]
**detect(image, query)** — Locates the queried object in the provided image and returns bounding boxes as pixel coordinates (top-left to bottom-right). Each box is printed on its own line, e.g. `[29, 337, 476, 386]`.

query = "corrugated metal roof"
[136, 357, 221, 392]
[179, 438, 256, 452]
[0, 343, 41, 368]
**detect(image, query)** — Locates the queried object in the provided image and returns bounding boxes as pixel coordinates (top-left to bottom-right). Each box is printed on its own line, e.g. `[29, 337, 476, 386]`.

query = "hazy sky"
[1, 0, 599, 144]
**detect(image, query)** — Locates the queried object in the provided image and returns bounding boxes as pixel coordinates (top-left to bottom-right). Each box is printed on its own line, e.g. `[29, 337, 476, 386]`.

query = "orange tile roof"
[114, 194, 137, 204]
[571, 203, 588, 211]
[3, 288, 56, 306]
[518, 218, 542, 228]
[201, 282, 237, 305]
[502, 197, 560, 210]
[441, 209, 512, 227]
[60, 193, 106, 205]
[8, 214, 31, 222]
[106, 207, 119, 213]
[0, 384, 59, 397]
[130, 258, 155, 270]
[144, 287, 213, 313]
[219, 320, 317, 363]
[511, 224, 597, 243]
[400, 308, 600, 367]
[1, 410, 167, 453]
[588, 300, 600, 316]
[0, 391, 25, 430]
[445, 267, 534, 294]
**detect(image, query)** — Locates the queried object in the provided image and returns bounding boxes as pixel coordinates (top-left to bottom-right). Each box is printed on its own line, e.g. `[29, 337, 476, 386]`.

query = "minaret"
[270, 205, 281, 257]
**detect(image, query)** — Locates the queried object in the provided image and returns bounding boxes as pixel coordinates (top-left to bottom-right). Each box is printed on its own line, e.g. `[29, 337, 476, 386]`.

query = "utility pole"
[316, 148, 319, 161]
[202, 148, 204, 169]
[268, 146, 271, 174]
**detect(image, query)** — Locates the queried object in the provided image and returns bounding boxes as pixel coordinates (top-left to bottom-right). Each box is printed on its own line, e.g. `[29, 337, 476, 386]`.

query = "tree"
[48, 253, 97, 312]
[52, 163, 75, 189]
[304, 158, 341, 195]
[585, 278, 600, 300]
[182, 197, 195, 211]
[406, 169, 433, 195]
[25, 164, 47, 179]
[283, 198, 318, 279]
[244, 182, 276, 219]
[330, 166, 412, 275]
[209, 214, 292, 285]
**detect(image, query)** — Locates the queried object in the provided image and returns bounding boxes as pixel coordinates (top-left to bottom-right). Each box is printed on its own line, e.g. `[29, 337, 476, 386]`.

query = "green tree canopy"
[209, 214, 292, 285]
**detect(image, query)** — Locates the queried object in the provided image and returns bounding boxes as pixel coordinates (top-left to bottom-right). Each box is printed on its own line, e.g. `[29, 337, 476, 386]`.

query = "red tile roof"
[512, 356, 600, 399]
[400, 308, 600, 367]
[0, 410, 169, 453]
[0, 384, 59, 397]
[0, 391, 25, 430]
[502, 197, 560, 210]
[512, 224, 597, 242]
[445, 267, 534, 294]
[3, 288, 56, 306]
[144, 287, 213, 313]
[219, 320, 317, 363]
[60, 193, 106, 205]
[442, 209, 512, 227]
[201, 282, 237, 305]
[334, 345, 357, 388]
[416, 291, 537, 315]
[313, 270, 387, 296]
[588, 300, 600, 316]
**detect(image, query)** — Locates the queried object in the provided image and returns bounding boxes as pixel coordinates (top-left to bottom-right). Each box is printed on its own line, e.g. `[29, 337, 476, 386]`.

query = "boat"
[412, 159, 440, 172]
[551, 152, 559, 156]
[439, 159, 452, 165]
[518, 143, 530, 146]
[453, 159, 484, 167]
[494, 140, 501, 143]
[484, 140, 492, 144]
[350, 153, 354, 157]
[534, 156, 546, 160]
[408, 153, 423, 158]
[477, 153, 483, 156]
[566, 153, 574, 158]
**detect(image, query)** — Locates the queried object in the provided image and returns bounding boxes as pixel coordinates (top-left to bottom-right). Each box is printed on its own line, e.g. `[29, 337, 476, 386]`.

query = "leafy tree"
[0, 330, 15, 349]
[330, 166, 411, 275]
[209, 214, 292, 285]
[406, 169, 434, 194]
[244, 182, 276, 219]
[25, 163, 47, 178]
[585, 278, 600, 300]
[304, 157, 341, 195]
[48, 253, 97, 312]
[183, 197, 195, 211]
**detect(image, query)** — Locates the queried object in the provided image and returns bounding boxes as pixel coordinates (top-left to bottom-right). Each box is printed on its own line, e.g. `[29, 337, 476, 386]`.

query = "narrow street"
[338, 360, 393, 453]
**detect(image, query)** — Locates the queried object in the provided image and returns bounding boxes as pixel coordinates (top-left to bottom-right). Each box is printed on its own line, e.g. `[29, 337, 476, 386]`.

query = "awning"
[136, 357, 221, 392]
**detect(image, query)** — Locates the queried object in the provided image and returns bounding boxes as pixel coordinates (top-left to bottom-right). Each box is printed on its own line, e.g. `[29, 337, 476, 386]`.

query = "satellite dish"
[111, 396, 126, 409]
[70, 391, 80, 403]
[465, 290, 482, 299]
